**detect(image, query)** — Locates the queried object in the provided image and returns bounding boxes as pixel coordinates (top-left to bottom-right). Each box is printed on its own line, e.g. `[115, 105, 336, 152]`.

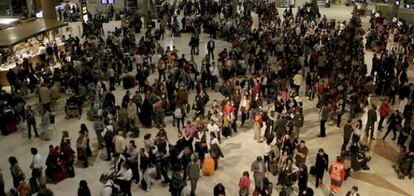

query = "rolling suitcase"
[203, 157, 215, 176]
[7, 122, 17, 133]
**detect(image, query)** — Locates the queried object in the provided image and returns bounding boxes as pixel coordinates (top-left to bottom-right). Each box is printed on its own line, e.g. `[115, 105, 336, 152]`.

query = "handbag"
[186, 104, 190, 113]
[310, 166, 316, 176]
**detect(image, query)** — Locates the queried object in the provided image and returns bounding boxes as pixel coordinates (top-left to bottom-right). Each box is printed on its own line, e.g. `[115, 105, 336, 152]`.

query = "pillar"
[232, 0, 237, 17]
[143, 0, 150, 27]
[41, 0, 57, 20]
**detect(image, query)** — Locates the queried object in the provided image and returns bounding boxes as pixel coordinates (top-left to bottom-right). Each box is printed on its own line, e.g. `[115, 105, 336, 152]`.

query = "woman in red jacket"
[238, 171, 251, 196]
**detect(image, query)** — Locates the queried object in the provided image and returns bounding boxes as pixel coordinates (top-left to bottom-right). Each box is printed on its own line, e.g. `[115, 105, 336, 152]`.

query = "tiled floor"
[0, 3, 413, 196]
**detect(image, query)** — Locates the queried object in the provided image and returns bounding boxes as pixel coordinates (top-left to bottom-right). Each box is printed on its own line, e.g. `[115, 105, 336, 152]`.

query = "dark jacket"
[298, 168, 308, 190]
[367, 109, 377, 123]
[343, 123, 354, 141]
[140, 155, 150, 171]
[387, 113, 402, 127]
[314, 153, 329, 176]
[77, 187, 91, 196]
[169, 172, 186, 193]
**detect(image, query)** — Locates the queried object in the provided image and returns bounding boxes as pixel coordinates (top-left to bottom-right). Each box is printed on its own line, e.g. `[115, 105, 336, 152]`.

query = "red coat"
[379, 102, 390, 117]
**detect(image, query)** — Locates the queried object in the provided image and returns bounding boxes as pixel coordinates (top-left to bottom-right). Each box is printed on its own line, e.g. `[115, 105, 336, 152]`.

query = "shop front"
[0, 19, 67, 86]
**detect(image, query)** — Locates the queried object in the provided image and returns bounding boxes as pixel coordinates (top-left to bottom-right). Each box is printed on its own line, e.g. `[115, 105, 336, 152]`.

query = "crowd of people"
[0, 0, 413, 196]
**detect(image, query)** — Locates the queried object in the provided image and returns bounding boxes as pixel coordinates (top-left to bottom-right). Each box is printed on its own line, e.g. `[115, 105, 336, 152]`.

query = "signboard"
[102, 0, 115, 4]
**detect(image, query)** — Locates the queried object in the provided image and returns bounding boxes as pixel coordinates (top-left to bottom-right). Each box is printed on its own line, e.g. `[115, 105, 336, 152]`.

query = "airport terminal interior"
[0, 0, 413, 195]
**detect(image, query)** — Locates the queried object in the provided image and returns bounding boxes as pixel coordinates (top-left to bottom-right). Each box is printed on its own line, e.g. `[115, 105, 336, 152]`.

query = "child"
[238, 171, 251, 196]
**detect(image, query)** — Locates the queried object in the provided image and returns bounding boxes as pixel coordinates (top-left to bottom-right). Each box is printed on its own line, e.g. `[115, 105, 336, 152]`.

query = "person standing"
[39, 110, 51, 141]
[209, 62, 219, 90]
[139, 148, 151, 191]
[25, 105, 39, 139]
[251, 156, 266, 190]
[378, 99, 390, 131]
[346, 186, 360, 196]
[329, 156, 346, 195]
[8, 156, 25, 189]
[113, 131, 126, 158]
[116, 162, 132, 196]
[240, 93, 250, 127]
[0, 169, 5, 196]
[314, 148, 329, 188]
[382, 110, 402, 140]
[77, 180, 91, 196]
[169, 170, 186, 196]
[157, 57, 166, 82]
[207, 39, 215, 60]
[100, 177, 115, 196]
[207, 120, 220, 146]
[102, 123, 115, 161]
[254, 112, 263, 143]
[210, 134, 224, 170]
[292, 70, 304, 96]
[238, 171, 251, 196]
[76, 130, 89, 168]
[187, 154, 200, 196]
[30, 147, 44, 187]
[365, 104, 377, 140]
[38, 83, 51, 112]
[298, 164, 309, 194]
[295, 140, 309, 166]
[336, 98, 345, 127]
[342, 119, 354, 151]
[319, 103, 331, 137]
[292, 109, 304, 140]
[126, 140, 139, 184]
[108, 66, 115, 91]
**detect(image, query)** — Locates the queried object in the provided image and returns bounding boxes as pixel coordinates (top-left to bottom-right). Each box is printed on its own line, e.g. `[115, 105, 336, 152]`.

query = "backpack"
[104, 130, 115, 142]
[140, 178, 147, 190]
[174, 108, 183, 119]
[105, 183, 120, 196]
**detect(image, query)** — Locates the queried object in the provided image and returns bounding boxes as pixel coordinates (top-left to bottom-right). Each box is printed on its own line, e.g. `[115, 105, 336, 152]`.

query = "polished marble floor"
[0, 3, 413, 196]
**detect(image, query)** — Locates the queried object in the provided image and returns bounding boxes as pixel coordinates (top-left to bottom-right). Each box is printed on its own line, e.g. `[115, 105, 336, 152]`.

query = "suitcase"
[7, 122, 17, 133]
[141, 178, 147, 190]
[202, 158, 215, 176]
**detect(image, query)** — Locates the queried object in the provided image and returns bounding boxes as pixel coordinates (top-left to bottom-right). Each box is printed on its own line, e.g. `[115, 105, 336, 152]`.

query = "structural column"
[41, 0, 57, 20]
[143, 0, 150, 27]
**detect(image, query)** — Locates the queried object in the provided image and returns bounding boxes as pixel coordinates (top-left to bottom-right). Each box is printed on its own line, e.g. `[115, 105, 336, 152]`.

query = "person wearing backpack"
[169, 170, 186, 196]
[102, 123, 115, 161]
[100, 177, 118, 196]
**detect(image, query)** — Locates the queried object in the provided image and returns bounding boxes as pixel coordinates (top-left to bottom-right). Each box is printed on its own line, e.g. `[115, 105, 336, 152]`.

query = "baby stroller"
[347, 142, 371, 171]
[65, 97, 81, 119]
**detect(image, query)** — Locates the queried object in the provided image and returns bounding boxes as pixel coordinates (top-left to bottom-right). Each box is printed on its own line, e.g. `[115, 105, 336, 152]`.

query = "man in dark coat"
[342, 119, 353, 151]
[314, 148, 329, 188]
[365, 104, 377, 139]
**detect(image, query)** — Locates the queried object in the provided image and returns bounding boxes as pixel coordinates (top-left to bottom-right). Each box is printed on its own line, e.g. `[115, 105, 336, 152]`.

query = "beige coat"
[38, 86, 51, 104]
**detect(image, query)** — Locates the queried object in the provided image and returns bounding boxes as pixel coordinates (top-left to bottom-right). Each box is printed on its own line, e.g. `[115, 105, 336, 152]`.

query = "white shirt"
[32, 153, 42, 169]
[117, 168, 133, 181]
[293, 74, 304, 86]
[211, 138, 219, 146]
[207, 123, 220, 136]
[100, 180, 114, 196]
[209, 65, 218, 77]
[264, 143, 273, 156]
